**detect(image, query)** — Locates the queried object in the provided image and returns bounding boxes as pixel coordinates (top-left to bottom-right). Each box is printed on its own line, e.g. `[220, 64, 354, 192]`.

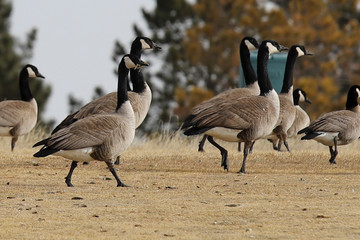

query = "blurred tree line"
[0, 0, 51, 124]
[113, 0, 360, 132]
[2, 0, 360, 134]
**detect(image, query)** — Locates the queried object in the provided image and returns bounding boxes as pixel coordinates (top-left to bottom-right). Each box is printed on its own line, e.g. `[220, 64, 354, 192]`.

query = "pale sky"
[10, 0, 155, 123]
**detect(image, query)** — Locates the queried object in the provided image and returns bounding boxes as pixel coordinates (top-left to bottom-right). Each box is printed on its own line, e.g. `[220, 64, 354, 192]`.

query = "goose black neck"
[130, 41, 142, 58]
[19, 69, 33, 101]
[240, 43, 257, 86]
[293, 91, 300, 105]
[257, 45, 273, 96]
[280, 48, 297, 94]
[116, 61, 130, 110]
[346, 87, 359, 110]
[130, 69, 146, 93]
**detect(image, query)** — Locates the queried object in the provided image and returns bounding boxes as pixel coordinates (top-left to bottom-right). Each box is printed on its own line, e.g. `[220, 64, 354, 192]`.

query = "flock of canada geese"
[1, 36, 360, 187]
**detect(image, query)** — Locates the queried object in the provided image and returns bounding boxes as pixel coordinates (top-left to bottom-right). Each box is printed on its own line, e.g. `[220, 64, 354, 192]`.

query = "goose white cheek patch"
[245, 40, 256, 50]
[27, 67, 36, 78]
[124, 57, 136, 69]
[140, 39, 151, 50]
[299, 92, 306, 102]
[267, 42, 279, 54]
[296, 47, 305, 57]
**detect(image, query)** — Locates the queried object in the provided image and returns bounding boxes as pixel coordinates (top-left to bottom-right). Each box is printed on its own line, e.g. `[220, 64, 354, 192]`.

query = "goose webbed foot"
[65, 161, 78, 187]
[106, 162, 128, 187]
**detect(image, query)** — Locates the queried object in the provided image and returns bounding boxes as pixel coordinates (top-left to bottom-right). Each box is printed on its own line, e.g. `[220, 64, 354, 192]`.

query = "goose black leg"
[114, 156, 121, 165]
[207, 136, 229, 171]
[11, 137, 18, 151]
[198, 135, 208, 152]
[268, 139, 278, 150]
[65, 161, 78, 187]
[239, 141, 252, 174]
[329, 138, 338, 164]
[283, 140, 291, 152]
[238, 142, 241, 152]
[106, 161, 128, 187]
[249, 141, 255, 154]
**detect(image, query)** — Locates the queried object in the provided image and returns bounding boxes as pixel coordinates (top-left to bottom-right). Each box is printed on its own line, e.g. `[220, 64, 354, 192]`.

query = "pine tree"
[0, 0, 51, 120]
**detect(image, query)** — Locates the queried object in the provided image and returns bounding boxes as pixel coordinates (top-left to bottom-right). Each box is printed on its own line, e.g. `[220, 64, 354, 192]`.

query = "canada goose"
[48, 37, 160, 165]
[197, 36, 259, 155]
[183, 40, 288, 173]
[267, 45, 313, 151]
[298, 85, 360, 164]
[33, 54, 149, 187]
[286, 88, 311, 138]
[0, 64, 44, 150]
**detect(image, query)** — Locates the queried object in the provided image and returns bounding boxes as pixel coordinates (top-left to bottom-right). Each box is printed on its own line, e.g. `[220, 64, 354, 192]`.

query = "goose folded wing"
[308, 111, 359, 133]
[0, 101, 32, 126]
[46, 115, 125, 150]
[73, 92, 117, 119]
[187, 97, 270, 130]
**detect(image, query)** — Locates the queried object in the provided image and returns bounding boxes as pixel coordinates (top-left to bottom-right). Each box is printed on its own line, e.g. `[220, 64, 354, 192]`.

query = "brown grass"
[1, 129, 360, 239]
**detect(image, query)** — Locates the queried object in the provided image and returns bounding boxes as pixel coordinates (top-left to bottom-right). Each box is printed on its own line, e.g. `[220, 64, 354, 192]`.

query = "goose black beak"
[279, 45, 289, 52]
[37, 73, 45, 79]
[305, 98, 312, 104]
[153, 44, 162, 51]
[139, 60, 150, 67]
[305, 50, 314, 56]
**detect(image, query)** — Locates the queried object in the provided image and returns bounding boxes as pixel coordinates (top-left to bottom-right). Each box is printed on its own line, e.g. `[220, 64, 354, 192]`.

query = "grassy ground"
[0, 130, 360, 239]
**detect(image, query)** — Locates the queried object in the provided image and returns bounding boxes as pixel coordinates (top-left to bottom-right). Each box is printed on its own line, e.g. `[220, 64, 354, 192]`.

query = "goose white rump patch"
[205, 127, 241, 142]
[0, 127, 13, 136]
[313, 132, 339, 146]
[54, 147, 95, 162]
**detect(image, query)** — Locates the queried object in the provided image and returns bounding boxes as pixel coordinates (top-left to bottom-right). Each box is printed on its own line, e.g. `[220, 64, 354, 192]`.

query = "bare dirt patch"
[1, 135, 360, 239]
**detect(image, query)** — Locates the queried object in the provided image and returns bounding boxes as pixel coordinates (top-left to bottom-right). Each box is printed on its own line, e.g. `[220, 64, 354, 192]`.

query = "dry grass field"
[1, 129, 360, 239]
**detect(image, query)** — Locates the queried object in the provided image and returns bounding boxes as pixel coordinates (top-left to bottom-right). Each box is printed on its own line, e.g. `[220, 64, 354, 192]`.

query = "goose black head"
[132, 36, 161, 51]
[123, 54, 150, 70]
[23, 64, 45, 79]
[294, 88, 311, 104]
[346, 85, 360, 110]
[264, 40, 288, 54]
[243, 36, 259, 51]
[291, 45, 313, 57]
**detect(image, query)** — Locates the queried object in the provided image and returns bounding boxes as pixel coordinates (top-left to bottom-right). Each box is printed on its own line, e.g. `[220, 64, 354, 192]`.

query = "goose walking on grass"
[298, 85, 360, 164]
[33, 54, 149, 187]
[47, 37, 160, 165]
[0, 64, 44, 150]
[286, 88, 311, 138]
[266, 45, 313, 151]
[197, 36, 259, 156]
[183, 40, 288, 173]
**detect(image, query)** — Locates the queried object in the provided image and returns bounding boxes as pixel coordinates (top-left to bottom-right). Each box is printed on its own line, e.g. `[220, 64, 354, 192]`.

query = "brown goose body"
[183, 40, 288, 173]
[49, 103, 135, 162]
[266, 45, 313, 151]
[33, 54, 149, 187]
[287, 89, 311, 138]
[0, 64, 44, 150]
[299, 85, 360, 164]
[193, 91, 280, 142]
[287, 105, 310, 138]
[0, 99, 38, 137]
[58, 85, 151, 129]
